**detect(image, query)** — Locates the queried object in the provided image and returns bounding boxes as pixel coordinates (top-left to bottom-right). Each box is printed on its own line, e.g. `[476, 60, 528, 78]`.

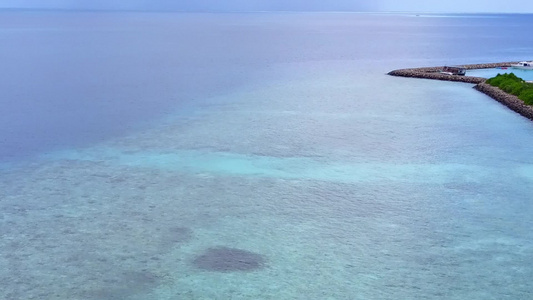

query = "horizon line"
[1, 8, 532, 14]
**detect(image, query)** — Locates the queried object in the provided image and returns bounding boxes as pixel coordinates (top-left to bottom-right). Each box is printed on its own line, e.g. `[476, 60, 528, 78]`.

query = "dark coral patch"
[192, 247, 266, 272]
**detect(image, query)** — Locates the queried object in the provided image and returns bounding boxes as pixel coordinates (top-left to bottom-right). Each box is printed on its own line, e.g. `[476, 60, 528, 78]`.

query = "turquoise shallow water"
[2, 12, 533, 299]
[466, 68, 533, 80]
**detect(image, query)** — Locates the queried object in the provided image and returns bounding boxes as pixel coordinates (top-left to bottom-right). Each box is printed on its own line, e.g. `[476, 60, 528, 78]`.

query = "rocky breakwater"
[388, 62, 517, 84]
[388, 68, 485, 83]
[388, 61, 533, 121]
[475, 82, 533, 121]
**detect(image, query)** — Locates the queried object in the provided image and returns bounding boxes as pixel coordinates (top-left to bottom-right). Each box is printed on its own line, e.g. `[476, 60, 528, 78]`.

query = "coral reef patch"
[192, 247, 266, 272]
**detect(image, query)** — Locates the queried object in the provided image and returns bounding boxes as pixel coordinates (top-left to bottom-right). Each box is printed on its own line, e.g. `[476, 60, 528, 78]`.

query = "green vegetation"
[486, 73, 533, 105]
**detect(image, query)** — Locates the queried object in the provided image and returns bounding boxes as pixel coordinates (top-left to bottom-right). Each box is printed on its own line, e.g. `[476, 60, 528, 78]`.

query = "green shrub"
[486, 74, 503, 86]
[486, 73, 533, 106]
[519, 89, 533, 105]
[501, 81, 524, 95]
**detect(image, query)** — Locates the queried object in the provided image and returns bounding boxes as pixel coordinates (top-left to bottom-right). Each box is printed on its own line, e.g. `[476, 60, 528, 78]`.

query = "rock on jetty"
[388, 62, 533, 121]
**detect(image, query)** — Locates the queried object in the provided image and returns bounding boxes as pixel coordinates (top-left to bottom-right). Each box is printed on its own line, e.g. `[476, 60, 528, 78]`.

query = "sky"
[1, 0, 533, 13]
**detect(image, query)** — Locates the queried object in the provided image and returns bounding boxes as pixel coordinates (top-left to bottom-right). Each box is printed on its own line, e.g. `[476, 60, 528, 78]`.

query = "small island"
[388, 62, 533, 121]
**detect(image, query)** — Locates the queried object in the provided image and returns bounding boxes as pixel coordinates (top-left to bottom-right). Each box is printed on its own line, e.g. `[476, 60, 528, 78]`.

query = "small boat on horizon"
[511, 61, 533, 70]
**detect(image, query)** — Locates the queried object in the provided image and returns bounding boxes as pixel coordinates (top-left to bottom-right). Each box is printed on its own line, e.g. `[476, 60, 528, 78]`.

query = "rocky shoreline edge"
[388, 62, 533, 121]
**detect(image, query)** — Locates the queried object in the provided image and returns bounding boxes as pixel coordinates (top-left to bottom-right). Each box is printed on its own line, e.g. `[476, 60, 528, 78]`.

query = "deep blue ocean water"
[1, 11, 533, 299]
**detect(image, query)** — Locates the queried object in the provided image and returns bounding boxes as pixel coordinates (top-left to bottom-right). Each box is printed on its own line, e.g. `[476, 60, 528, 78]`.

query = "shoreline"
[388, 62, 533, 121]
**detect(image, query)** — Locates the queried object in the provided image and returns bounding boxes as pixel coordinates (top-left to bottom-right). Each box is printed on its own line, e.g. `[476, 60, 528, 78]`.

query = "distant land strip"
[388, 62, 533, 121]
